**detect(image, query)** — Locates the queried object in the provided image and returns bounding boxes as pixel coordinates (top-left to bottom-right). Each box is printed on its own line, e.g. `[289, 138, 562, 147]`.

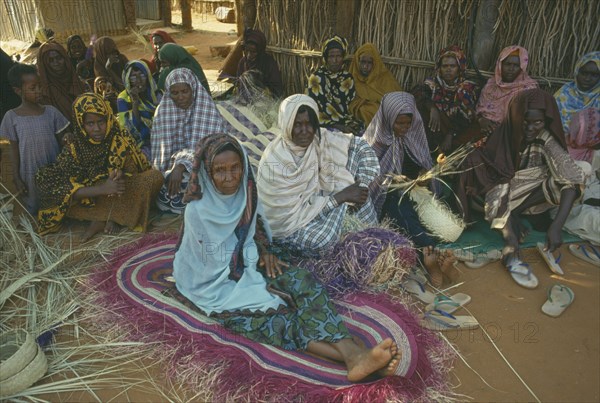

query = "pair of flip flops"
[568, 244, 600, 266]
[542, 284, 574, 317]
[402, 273, 479, 331]
[505, 257, 539, 289]
[421, 294, 479, 331]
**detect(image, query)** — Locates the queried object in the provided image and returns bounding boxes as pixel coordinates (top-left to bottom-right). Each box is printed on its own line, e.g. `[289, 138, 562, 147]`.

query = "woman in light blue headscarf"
[172, 133, 402, 382]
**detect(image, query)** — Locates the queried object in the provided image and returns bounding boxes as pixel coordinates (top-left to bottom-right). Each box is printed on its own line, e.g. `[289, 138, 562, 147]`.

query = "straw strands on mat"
[256, 0, 599, 94]
[0, 194, 174, 402]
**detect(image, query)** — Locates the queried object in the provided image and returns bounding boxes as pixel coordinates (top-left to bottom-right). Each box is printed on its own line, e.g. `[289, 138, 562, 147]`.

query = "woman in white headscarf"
[257, 94, 379, 255]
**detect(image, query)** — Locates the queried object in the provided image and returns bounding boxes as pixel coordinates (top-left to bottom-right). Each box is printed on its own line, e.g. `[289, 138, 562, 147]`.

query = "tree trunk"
[180, 0, 193, 31]
[122, 0, 136, 28]
[335, 0, 356, 45]
[161, 0, 172, 26]
[472, 0, 501, 70]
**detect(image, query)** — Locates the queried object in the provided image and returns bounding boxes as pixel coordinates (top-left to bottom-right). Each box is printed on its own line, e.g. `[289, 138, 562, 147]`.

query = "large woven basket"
[0, 329, 48, 398]
[409, 186, 465, 243]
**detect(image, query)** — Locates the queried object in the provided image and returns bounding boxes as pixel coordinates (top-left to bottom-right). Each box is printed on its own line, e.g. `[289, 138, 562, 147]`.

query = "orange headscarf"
[349, 43, 402, 124]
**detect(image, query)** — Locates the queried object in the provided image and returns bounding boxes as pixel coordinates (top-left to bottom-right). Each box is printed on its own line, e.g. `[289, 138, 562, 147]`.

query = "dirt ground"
[2, 16, 599, 403]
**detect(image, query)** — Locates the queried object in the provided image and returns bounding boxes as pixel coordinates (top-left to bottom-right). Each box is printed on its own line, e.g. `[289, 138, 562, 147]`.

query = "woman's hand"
[102, 170, 126, 196]
[167, 164, 186, 197]
[106, 54, 120, 69]
[334, 181, 369, 205]
[129, 83, 142, 102]
[429, 106, 441, 132]
[478, 117, 497, 135]
[61, 131, 74, 146]
[259, 252, 289, 278]
[440, 134, 453, 153]
[13, 177, 27, 196]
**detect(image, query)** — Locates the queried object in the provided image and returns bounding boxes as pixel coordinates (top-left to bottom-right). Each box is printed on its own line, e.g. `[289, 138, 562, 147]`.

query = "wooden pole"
[265, 45, 570, 86]
[180, 0, 193, 31]
[235, 0, 244, 36]
[472, 0, 501, 70]
[122, 0, 136, 28]
[161, 0, 172, 26]
[335, 0, 356, 45]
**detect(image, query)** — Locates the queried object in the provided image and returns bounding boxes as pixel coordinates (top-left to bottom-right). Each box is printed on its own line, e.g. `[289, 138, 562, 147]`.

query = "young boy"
[0, 63, 70, 215]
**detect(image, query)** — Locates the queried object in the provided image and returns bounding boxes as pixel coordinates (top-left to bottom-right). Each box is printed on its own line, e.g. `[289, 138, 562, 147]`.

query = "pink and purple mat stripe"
[87, 236, 455, 401]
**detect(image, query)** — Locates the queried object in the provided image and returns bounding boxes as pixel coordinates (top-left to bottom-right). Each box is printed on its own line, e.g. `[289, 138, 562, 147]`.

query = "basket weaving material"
[0, 330, 48, 398]
[408, 186, 465, 243]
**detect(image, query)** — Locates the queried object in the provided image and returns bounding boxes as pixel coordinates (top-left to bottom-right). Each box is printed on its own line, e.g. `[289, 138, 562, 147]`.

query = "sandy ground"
[1, 16, 599, 403]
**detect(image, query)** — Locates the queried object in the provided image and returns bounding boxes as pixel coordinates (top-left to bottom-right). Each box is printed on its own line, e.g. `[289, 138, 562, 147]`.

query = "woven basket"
[409, 186, 465, 243]
[0, 329, 37, 380]
[0, 329, 48, 398]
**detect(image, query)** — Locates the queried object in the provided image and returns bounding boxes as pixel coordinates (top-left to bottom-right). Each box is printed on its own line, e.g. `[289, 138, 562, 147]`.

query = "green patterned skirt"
[221, 267, 351, 350]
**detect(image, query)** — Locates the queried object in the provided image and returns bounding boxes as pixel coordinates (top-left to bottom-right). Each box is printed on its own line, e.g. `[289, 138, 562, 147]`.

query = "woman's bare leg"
[423, 246, 443, 287]
[307, 338, 400, 382]
[82, 221, 105, 242]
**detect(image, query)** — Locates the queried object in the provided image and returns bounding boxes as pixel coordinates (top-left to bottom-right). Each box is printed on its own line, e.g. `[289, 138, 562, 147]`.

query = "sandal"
[421, 309, 479, 331]
[464, 257, 497, 269]
[401, 274, 436, 304]
[568, 244, 600, 266]
[425, 293, 471, 314]
[541, 284, 574, 317]
[506, 258, 539, 289]
[537, 243, 564, 275]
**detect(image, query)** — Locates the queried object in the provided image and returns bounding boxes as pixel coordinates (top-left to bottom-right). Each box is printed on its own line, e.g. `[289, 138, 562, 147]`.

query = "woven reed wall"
[255, 0, 600, 96]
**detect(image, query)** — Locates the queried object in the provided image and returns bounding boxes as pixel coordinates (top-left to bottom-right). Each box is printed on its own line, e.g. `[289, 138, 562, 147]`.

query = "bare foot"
[376, 340, 402, 377]
[439, 250, 459, 284]
[104, 220, 120, 235]
[82, 221, 105, 242]
[423, 246, 443, 288]
[346, 338, 395, 382]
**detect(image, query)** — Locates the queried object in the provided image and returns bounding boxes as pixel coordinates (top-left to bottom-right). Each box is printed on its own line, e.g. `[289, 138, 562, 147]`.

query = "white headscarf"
[257, 94, 356, 238]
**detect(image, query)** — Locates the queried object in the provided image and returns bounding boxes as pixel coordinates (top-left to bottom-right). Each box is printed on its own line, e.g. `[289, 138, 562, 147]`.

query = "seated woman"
[236, 28, 283, 99]
[555, 51, 599, 158]
[66, 35, 91, 70]
[349, 43, 402, 125]
[147, 30, 176, 74]
[364, 92, 455, 287]
[93, 36, 128, 92]
[257, 94, 379, 255]
[117, 60, 162, 158]
[412, 45, 479, 153]
[174, 132, 400, 382]
[36, 93, 164, 241]
[555, 107, 599, 246]
[476, 45, 538, 135]
[457, 89, 585, 288]
[157, 43, 210, 95]
[151, 67, 226, 214]
[37, 41, 84, 121]
[306, 36, 363, 134]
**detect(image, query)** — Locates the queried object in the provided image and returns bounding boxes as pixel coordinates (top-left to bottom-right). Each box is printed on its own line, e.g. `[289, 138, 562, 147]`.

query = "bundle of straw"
[388, 143, 474, 193]
[387, 144, 474, 242]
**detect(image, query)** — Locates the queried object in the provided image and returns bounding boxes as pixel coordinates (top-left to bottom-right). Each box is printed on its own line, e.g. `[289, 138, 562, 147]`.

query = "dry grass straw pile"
[256, 0, 599, 94]
[0, 194, 181, 402]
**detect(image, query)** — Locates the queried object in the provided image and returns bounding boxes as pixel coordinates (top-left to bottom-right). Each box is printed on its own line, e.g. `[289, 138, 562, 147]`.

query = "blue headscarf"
[173, 134, 284, 315]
